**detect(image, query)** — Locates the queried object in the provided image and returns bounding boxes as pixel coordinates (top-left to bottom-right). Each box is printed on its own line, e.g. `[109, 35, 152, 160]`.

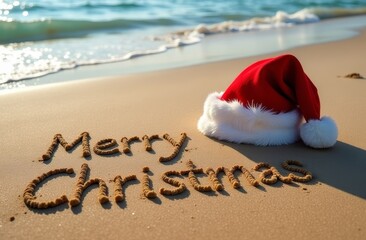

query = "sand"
[0, 27, 366, 239]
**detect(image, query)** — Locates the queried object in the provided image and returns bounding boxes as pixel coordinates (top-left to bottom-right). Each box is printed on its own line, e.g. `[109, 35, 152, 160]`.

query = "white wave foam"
[116, 9, 320, 65]
[116, 9, 320, 62]
[154, 9, 320, 45]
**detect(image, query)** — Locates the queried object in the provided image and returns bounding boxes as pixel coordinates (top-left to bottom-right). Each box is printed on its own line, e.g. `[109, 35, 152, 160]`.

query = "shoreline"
[1, 15, 366, 93]
[1, 16, 366, 240]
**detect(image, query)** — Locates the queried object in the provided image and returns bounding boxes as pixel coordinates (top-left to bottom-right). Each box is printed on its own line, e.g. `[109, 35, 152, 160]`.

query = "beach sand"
[0, 28, 365, 239]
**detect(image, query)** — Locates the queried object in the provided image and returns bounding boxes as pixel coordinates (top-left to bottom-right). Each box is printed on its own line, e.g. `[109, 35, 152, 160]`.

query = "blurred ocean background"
[1, 0, 366, 85]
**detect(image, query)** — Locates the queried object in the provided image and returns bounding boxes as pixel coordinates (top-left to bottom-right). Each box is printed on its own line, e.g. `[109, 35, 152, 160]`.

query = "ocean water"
[0, 0, 366, 86]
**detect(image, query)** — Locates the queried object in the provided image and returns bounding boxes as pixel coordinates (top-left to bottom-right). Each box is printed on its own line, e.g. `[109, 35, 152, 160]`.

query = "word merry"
[23, 160, 312, 209]
[40, 132, 187, 163]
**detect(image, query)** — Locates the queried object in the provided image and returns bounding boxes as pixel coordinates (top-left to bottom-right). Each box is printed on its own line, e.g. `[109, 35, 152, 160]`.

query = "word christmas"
[24, 161, 312, 209]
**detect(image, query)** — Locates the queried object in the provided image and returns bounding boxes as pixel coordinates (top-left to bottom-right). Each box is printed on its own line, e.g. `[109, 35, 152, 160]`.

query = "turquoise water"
[0, 0, 366, 84]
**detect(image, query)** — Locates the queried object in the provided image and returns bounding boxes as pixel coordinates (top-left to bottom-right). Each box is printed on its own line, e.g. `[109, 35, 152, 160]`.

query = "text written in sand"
[40, 132, 187, 163]
[24, 132, 313, 210]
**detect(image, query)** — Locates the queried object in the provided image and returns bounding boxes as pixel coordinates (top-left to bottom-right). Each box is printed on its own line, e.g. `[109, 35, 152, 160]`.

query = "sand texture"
[0, 29, 366, 240]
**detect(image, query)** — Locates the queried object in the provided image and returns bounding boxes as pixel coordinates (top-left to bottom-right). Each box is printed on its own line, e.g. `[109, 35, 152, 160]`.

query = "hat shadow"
[215, 139, 366, 199]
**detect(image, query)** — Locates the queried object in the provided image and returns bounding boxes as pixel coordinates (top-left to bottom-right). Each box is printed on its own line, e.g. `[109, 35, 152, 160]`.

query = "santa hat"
[197, 54, 338, 148]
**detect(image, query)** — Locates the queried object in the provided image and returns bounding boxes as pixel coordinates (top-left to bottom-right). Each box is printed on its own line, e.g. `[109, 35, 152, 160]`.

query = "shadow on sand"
[215, 139, 366, 199]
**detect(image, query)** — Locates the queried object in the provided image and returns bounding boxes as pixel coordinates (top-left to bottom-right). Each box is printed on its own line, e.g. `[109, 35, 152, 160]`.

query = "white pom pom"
[300, 116, 338, 148]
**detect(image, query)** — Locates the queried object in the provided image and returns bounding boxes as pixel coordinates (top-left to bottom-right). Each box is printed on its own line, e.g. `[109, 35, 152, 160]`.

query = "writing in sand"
[23, 132, 312, 210]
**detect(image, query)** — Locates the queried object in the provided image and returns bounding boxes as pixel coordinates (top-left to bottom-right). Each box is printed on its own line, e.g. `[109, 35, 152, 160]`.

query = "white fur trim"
[300, 116, 338, 148]
[197, 92, 302, 146]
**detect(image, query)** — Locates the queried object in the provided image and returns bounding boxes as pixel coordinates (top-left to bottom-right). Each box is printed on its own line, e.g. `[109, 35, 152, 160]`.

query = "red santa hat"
[197, 54, 338, 148]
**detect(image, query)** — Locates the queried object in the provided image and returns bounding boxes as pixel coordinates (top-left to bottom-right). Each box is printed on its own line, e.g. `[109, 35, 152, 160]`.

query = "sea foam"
[1, 6, 366, 85]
